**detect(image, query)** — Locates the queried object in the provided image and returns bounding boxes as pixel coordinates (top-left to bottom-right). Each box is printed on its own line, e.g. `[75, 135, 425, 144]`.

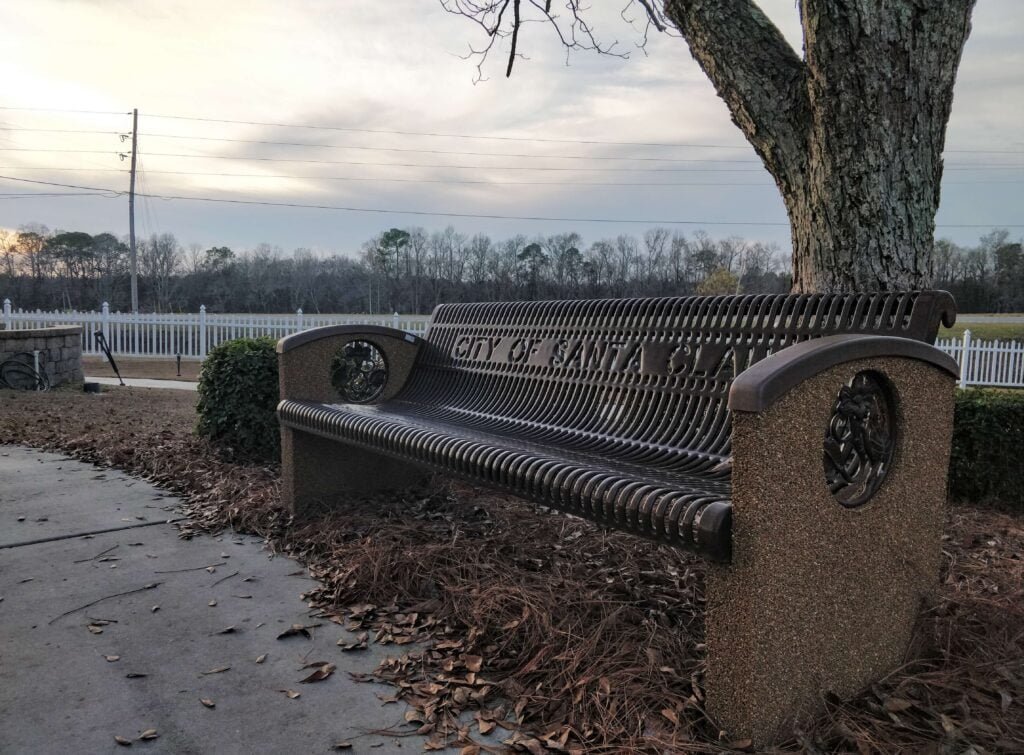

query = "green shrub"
[196, 337, 280, 462]
[949, 389, 1024, 511]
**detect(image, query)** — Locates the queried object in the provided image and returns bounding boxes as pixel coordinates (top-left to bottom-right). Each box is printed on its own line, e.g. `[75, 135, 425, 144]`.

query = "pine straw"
[1, 387, 1022, 753]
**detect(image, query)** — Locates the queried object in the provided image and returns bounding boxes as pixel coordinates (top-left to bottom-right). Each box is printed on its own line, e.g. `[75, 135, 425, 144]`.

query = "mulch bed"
[1, 386, 1022, 753]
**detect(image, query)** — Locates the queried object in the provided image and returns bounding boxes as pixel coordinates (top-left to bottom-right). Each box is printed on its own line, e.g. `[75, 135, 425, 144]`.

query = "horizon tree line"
[1, 223, 1021, 316]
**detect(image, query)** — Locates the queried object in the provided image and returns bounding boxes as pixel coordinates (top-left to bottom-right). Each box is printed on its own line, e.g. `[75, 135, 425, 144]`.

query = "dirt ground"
[1, 386, 1021, 753]
[82, 356, 201, 381]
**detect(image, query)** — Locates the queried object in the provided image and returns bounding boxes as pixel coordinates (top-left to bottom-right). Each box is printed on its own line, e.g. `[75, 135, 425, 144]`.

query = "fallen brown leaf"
[200, 698, 215, 708]
[138, 729, 158, 741]
[300, 663, 336, 683]
[280, 689, 301, 699]
[277, 623, 321, 640]
[114, 735, 132, 746]
[338, 632, 369, 651]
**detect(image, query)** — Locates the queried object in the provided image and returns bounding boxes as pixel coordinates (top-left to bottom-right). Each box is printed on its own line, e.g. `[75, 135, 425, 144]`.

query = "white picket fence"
[2, 299, 429, 360]
[935, 331, 1024, 388]
[2, 299, 1022, 388]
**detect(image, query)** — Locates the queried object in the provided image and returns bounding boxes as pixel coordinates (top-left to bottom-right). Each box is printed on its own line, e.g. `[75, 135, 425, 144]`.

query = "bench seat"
[279, 396, 732, 554]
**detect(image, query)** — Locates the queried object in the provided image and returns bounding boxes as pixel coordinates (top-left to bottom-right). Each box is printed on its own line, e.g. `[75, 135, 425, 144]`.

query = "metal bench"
[276, 291, 960, 743]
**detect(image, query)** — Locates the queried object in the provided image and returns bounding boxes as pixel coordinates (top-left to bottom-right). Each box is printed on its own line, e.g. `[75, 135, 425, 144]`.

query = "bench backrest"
[396, 292, 955, 472]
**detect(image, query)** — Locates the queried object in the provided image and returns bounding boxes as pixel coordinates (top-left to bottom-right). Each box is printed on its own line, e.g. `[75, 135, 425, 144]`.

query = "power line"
[86, 150, 1024, 172]
[143, 112, 753, 149]
[0, 127, 127, 136]
[136, 132, 762, 163]
[0, 167, 129, 172]
[0, 166, 770, 186]
[0, 175, 125, 194]
[1, 174, 1018, 229]
[131, 132, 1024, 163]
[2, 147, 1019, 172]
[82, 150, 781, 172]
[0, 166, 1020, 187]
[0, 191, 117, 199]
[2, 125, 1020, 161]
[2, 107, 1019, 155]
[0, 106, 130, 115]
[0, 148, 121, 155]
[0, 173, 786, 225]
[124, 169, 777, 187]
[139, 112, 1024, 154]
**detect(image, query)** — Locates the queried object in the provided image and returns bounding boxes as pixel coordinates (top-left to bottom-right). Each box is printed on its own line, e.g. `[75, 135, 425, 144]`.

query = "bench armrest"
[728, 334, 959, 413]
[707, 335, 959, 737]
[277, 324, 422, 404]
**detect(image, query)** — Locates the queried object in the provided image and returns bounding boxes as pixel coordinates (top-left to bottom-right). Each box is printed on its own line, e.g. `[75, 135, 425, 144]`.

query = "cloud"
[0, 0, 1019, 255]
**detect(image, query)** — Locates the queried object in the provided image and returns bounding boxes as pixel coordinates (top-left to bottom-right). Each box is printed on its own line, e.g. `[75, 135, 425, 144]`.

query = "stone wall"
[0, 326, 83, 387]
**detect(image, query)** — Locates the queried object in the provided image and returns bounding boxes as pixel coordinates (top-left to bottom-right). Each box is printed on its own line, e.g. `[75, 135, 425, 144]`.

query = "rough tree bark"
[444, 0, 978, 293]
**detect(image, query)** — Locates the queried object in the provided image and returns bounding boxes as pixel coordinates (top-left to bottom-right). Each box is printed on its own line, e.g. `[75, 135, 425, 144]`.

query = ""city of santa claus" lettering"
[450, 335, 768, 378]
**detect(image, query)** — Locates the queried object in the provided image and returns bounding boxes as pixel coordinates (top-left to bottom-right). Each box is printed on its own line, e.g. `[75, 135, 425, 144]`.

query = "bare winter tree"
[441, 1, 977, 293]
[139, 233, 180, 312]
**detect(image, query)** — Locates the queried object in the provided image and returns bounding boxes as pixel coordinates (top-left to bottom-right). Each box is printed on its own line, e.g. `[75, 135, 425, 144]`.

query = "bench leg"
[280, 427, 429, 518]
[704, 358, 955, 744]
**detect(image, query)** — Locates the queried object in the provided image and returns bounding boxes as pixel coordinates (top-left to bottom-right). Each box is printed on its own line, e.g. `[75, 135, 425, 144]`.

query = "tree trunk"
[665, 0, 976, 292]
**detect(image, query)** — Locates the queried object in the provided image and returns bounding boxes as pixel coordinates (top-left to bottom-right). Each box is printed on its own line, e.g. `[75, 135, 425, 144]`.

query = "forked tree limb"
[663, 0, 811, 195]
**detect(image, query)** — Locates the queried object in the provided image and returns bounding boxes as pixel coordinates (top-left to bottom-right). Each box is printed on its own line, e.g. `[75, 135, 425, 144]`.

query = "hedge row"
[194, 338, 1024, 512]
[949, 389, 1024, 511]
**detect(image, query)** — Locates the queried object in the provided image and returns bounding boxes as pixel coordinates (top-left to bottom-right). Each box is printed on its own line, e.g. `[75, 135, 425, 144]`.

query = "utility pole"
[128, 108, 139, 313]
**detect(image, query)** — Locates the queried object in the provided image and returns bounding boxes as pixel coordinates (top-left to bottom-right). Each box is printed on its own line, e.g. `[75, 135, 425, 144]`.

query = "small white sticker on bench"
[404, 334, 416, 343]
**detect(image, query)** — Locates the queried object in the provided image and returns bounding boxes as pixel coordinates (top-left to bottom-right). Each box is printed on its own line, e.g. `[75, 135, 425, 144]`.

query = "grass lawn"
[940, 321, 1024, 342]
[1, 386, 1021, 752]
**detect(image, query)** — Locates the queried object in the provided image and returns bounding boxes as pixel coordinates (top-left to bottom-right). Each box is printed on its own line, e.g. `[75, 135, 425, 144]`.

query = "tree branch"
[442, 0, 811, 190]
[442, 0, 631, 83]
[507, 0, 521, 76]
[663, 0, 810, 191]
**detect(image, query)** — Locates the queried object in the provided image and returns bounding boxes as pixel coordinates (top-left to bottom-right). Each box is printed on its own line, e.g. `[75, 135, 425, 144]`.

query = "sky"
[0, 0, 1021, 258]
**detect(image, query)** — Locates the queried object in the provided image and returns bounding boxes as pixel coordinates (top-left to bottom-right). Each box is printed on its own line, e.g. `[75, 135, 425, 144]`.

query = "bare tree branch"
[507, 0, 521, 76]
[442, 0, 633, 81]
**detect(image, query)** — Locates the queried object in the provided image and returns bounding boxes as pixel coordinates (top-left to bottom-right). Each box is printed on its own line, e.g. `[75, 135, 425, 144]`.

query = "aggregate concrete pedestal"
[706, 358, 955, 742]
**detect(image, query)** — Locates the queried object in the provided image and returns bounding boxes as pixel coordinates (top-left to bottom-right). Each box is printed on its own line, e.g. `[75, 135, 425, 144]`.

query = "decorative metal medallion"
[823, 371, 896, 507]
[330, 340, 388, 403]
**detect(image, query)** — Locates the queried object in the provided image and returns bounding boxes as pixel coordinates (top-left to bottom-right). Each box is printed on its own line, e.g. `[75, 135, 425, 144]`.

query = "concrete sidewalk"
[0, 446, 423, 754]
[85, 377, 198, 391]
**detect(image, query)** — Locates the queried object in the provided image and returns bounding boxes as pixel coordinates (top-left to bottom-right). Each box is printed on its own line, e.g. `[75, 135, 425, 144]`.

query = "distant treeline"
[1, 224, 1021, 314]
